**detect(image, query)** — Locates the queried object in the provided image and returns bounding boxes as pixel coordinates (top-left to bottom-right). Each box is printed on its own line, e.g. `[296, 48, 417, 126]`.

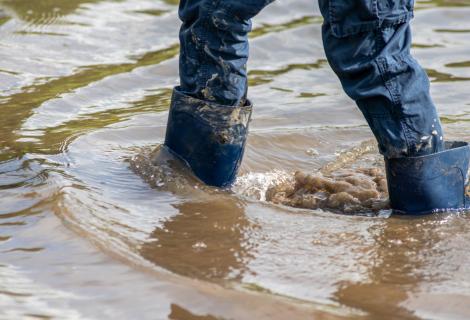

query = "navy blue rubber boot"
[163, 87, 252, 188]
[386, 141, 470, 215]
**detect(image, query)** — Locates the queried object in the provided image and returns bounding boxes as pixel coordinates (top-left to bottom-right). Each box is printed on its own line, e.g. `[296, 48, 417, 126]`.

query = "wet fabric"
[178, 0, 273, 106]
[177, 0, 445, 159]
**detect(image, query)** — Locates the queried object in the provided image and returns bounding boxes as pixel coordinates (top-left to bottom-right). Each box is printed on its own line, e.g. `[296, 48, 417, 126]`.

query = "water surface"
[1, 0, 470, 319]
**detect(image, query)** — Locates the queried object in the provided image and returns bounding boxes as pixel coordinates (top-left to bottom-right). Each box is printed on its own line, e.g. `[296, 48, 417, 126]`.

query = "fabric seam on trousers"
[196, 0, 222, 97]
[328, 0, 413, 38]
[374, 34, 415, 153]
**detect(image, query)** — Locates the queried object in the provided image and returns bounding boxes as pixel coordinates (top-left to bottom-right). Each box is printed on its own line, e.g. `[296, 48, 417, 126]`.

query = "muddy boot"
[385, 141, 470, 215]
[162, 88, 252, 188]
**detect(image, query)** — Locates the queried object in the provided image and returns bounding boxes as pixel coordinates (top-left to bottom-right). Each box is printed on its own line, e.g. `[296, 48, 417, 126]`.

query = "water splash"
[129, 144, 206, 196]
[233, 169, 293, 201]
[236, 140, 390, 215]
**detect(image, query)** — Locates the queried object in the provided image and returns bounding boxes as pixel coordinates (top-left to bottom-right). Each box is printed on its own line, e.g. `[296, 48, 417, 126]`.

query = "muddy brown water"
[1, 0, 470, 319]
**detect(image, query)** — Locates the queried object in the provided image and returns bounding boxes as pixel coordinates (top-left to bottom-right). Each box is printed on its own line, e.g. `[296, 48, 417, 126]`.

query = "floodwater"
[0, 0, 470, 319]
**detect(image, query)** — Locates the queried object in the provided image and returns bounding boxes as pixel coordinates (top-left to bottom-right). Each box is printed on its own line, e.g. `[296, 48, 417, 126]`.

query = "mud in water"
[235, 140, 390, 215]
[266, 142, 390, 214]
[266, 167, 389, 215]
[132, 141, 390, 215]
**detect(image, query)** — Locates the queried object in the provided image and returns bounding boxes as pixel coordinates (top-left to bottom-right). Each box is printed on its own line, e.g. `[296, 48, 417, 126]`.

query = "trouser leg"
[178, 0, 273, 106]
[318, 0, 444, 158]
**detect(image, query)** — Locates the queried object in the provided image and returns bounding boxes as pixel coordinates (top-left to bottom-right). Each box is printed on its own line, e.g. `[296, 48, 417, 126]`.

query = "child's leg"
[318, 0, 444, 158]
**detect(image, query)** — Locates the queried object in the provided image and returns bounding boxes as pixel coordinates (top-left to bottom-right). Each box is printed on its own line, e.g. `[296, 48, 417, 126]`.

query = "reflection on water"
[1, 0, 470, 319]
[334, 214, 468, 320]
[169, 304, 221, 320]
[416, 0, 470, 8]
[334, 219, 424, 320]
[0, 0, 99, 23]
[141, 198, 254, 282]
[248, 60, 327, 86]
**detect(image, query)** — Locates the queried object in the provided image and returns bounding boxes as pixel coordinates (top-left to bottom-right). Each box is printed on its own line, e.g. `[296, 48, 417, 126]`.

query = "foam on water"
[233, 169, 293, 201]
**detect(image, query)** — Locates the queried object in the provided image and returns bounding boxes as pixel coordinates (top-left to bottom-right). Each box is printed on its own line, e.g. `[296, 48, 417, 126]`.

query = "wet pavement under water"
[1, 0, 470, 319]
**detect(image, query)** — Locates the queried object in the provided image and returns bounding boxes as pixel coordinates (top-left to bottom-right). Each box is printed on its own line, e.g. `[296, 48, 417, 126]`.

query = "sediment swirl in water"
[265, 168, 389, 214]
[131, 142, 390, 215]
[264, 142, 390, 214]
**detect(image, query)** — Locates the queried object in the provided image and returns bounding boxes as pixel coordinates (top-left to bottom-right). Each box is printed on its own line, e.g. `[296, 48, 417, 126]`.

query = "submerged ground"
[0, 0, 470, 319]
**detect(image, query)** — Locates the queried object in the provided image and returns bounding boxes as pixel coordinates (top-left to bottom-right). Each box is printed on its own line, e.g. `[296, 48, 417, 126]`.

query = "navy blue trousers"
[177, 0, 445, 158]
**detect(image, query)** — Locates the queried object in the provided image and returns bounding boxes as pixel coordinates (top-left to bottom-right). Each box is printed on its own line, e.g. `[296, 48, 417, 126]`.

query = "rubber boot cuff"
[386, 141, 470, 215]
[164, 87, 252, 188]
